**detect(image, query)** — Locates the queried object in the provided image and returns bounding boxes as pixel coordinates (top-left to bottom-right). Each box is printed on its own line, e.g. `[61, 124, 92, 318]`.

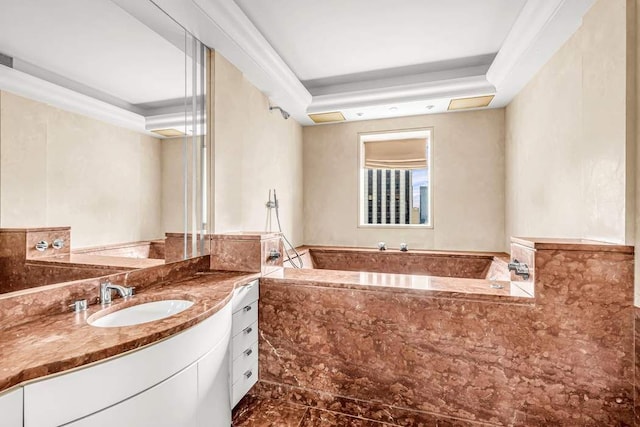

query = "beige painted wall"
[303, 110, 505, 252]
[212, 52, 304, 245]
[505, 0, 631, 249]
[0, 91, 164, 248]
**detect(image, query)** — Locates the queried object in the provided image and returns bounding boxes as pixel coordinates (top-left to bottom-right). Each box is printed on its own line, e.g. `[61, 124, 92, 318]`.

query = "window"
[358, 129, 432, 227]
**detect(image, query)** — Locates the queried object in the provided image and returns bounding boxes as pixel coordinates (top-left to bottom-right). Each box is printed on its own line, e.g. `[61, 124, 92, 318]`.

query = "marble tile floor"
[232, 394, 397, 427]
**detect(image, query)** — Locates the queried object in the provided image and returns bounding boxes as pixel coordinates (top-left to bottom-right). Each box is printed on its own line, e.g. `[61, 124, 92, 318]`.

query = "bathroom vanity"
[230, 279, 259, 407]
[0, 260, 261, 427]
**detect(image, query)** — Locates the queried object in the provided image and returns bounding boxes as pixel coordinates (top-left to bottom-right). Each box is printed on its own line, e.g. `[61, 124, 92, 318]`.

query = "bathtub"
[284, 246, 510, 281]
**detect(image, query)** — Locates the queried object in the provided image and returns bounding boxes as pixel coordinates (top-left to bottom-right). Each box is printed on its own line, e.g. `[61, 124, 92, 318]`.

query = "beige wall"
[0, 91, 164, 248]
[303, 110, 505, 252]
[505, 0, 631, 249]
[212, 52, 304, 245]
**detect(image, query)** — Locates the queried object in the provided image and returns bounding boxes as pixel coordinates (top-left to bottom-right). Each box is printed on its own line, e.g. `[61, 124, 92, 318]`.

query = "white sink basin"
[89, 300, 194, 327]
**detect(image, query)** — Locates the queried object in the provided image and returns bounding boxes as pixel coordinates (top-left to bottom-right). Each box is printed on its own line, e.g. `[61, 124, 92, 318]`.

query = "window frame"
[357, 127, 434, 229]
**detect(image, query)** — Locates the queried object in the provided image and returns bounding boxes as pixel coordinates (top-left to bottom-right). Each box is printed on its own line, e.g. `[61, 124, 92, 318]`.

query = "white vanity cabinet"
[0, 387, 23, 427]
[23, 302, 233, 427]
[230, 279, 259, 407]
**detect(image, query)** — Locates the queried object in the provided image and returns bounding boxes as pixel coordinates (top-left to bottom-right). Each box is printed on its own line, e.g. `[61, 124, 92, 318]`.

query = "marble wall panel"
[259, 246, 634, 425]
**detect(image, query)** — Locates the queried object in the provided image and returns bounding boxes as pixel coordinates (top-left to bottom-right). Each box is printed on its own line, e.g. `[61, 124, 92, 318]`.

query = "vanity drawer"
[232, 280, 259, 313]
[231, 359, 258, 407]
[232, 321, 258, 359]
[232, 300, 258, 336]
[231, 341, 258, 384]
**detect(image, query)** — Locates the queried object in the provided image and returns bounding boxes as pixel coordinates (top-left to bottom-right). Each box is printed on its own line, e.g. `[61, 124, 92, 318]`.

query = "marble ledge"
[0, 271, 259, 394]
[511, 237, 634, 253]
[265, 268, 534, 304]
[209, 231, 282, 241]
[0, 226, 70, 233]
[26, 254, 165, 270]
[305, 245, 507, 259]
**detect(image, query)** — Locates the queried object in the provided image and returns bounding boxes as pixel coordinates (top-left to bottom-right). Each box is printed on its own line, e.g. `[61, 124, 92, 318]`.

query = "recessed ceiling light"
[389, 107, 398, 111]
[356, 112, 364, 117]
[151, 128, 185, 137]
[448, 95, 495, 111]
[426, 105, 434, 110]
[308, 111, 346, 123]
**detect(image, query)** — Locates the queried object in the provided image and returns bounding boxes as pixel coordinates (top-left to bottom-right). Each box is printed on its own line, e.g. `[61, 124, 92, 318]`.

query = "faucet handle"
[377, 242, 386, 251]
[100, 281, 112, 305]
[69, 299, 88, 312]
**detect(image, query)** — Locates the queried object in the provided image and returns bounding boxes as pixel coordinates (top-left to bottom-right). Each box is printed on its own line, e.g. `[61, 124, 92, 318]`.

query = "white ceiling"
[149, 0, 595, 124]
[234, 0, 527, 82]
[0, 0, 598, 127]
[0, 0, 186, 108]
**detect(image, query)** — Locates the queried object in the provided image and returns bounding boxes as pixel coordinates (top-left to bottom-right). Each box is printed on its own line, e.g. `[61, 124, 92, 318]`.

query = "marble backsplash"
[259, 240, 635, 425]
[0, 228, 126, 294]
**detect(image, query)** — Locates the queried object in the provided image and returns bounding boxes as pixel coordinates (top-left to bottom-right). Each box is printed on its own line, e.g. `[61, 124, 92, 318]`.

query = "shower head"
[269, 106, 290, 120]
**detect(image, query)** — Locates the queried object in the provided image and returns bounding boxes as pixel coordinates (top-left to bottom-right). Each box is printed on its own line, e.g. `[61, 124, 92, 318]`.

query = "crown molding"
[141, 0, 312, 124]
[133, 0, 595, 124]
[488, 0, 596, 106]
[0, 65, 151, 134]
[487, 0, 567, 89]
[308, 75, 495, 113]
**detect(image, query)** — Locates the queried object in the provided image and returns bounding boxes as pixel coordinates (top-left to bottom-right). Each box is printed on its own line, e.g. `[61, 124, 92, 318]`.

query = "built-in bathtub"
[285, 246, 511, 280]
[262, 240, 635, 425]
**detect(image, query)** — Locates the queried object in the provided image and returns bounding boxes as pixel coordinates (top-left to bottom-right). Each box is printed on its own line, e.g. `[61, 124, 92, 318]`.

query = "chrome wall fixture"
[269, 105, 290, 120]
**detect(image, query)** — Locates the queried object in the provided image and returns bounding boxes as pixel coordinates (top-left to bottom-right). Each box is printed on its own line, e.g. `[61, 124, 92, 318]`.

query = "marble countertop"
[0, 271, 258, 393]
[266, 268, 535, 302]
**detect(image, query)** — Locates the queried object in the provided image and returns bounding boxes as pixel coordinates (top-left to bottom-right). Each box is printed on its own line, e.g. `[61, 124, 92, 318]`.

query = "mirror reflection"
[0, 0, 209, 294]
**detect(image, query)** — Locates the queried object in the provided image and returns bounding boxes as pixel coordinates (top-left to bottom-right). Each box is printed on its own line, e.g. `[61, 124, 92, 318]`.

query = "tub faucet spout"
[508, 259, 530, 280]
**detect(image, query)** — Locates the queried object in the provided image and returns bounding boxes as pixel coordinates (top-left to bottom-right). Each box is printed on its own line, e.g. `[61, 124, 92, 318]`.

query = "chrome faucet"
[100, 281, 134, 305]
[507, 259, 530, 280]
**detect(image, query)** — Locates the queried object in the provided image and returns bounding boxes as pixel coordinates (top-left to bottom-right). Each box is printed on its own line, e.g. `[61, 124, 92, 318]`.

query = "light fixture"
[356, 112, 364, 117]
[389, 106, 398, 111]
[150, 128, 185, 137]
[425, 105, 435, 110]
[448, 95, 495, 111]
[308, 111, 346, 123]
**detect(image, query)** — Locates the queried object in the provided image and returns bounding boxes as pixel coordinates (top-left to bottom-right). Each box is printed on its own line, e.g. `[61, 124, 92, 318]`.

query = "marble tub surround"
[636, 307, 640, 426]
[301, 246, 510, 280]
[210, 232, 284, 275]
[267, 268, 532, 302]
[259, 240, 635, 425]
[72, 239, 165, 260]
[0, 264, 259, 393]
[164, 232, 210, 263]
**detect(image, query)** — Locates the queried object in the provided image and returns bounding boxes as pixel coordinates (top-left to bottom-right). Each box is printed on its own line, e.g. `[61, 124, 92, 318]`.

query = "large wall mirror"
[0, 0, 209, 294]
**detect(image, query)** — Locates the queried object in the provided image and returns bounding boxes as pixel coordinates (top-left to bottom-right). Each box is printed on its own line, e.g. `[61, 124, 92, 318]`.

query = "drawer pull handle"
[244, 348, 253, 356]
[243, 305, 252, 312]
[244, 326, 253, 334]
[244, 370, 252, 379]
